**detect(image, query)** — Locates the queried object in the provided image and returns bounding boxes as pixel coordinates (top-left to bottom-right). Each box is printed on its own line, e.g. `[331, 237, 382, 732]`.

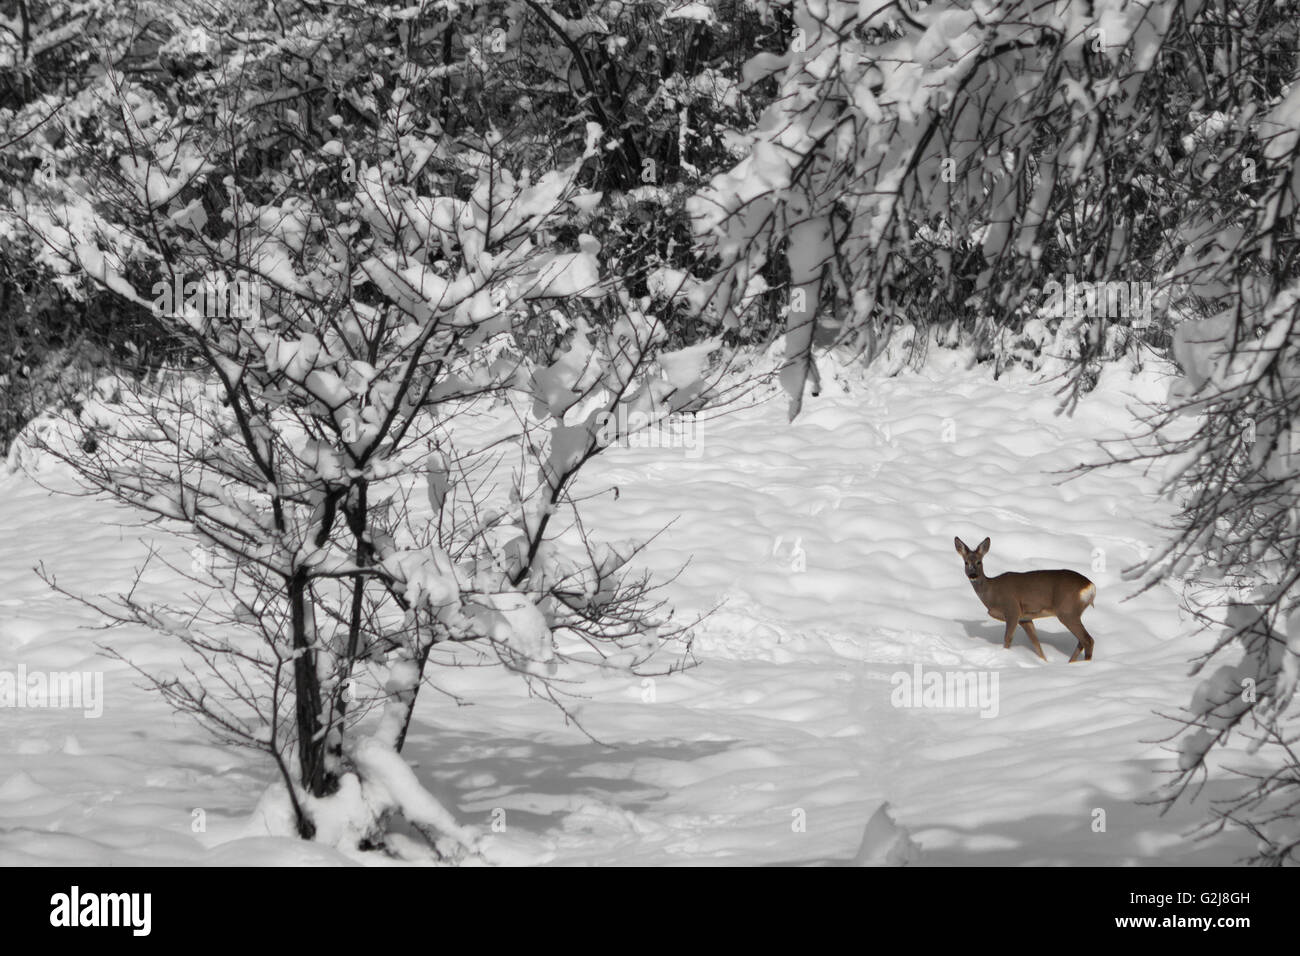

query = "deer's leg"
[999, 612, 1019, 651]
[1019, 619, 1047, 661]
[1060, 613, 1095, 662]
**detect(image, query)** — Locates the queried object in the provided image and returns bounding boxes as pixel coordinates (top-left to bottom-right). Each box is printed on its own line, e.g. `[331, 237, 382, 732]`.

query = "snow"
[468, 591, 556, 665]
[523, 252, 603, 299]
[664, 3, 717, 24]
[853, 801, 920, 866]
[0, 350, 1260, 864]
[350, 739, 479, 849]
[1262, 82, 1300, 163]
[118, 151, 211, 210]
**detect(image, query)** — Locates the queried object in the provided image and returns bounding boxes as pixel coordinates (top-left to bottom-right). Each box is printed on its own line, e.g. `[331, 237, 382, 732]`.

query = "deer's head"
[954, 536, 991, 582]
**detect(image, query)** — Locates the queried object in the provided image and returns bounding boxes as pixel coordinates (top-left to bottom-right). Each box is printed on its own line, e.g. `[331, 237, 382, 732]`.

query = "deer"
[954, 536, 1096, 662]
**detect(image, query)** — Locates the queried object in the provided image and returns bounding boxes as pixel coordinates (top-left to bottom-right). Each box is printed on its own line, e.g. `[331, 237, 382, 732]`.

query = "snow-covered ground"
[0, 351, 1260, 864]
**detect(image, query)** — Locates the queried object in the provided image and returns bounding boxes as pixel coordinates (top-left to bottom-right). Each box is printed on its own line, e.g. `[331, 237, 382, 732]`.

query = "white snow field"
[0, 351, 1261, 865]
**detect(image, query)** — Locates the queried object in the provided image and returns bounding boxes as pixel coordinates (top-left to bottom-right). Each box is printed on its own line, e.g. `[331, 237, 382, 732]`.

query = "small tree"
[14, 17, 730, 853]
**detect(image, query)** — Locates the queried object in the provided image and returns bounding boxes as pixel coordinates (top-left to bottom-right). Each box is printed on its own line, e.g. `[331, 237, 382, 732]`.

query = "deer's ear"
[954, 537, 967, 555]
[977, 537, 991, 556]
